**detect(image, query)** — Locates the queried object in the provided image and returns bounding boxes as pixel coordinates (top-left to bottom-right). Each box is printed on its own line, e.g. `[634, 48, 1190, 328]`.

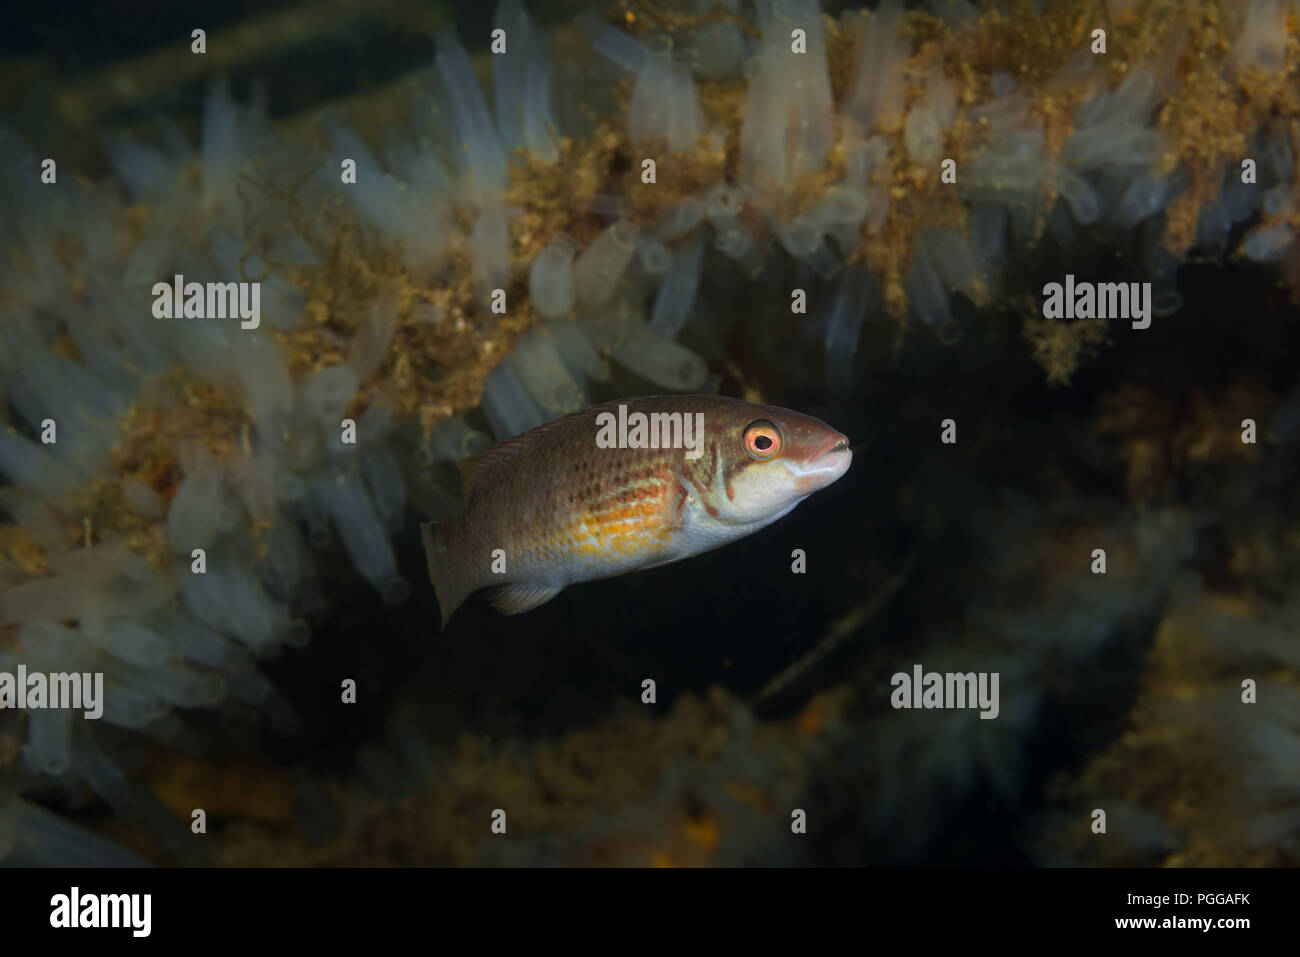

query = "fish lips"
[791, 432, 852, 493]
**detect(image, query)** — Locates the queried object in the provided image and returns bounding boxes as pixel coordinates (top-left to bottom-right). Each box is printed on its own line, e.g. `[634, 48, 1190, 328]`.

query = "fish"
[421, 395, 852, 626]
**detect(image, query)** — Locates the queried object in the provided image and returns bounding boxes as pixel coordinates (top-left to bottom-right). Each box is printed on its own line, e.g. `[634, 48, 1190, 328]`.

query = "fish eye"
[743, 420, 782, 461]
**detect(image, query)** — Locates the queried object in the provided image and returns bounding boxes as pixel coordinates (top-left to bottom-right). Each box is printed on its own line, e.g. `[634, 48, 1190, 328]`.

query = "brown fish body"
[423, 395, 851, 625]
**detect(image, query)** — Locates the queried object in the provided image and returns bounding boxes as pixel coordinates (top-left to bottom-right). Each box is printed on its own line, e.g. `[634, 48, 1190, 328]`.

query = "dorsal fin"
[455, 396, 705, 502]
[457, 431, 532, 493]
[455, 408, 590, 502]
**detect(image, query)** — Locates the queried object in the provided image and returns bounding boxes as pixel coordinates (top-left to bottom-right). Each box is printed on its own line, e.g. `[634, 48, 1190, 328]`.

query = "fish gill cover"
[0, 0, 1295, 873]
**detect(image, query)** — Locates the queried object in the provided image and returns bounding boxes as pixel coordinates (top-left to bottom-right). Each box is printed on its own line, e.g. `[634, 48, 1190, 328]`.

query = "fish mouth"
[815, 432, 851, 458]
[792, 431, 852, 491]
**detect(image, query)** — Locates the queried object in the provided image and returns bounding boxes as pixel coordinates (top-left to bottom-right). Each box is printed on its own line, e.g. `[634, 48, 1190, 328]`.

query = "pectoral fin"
[489, 582, 564, 615]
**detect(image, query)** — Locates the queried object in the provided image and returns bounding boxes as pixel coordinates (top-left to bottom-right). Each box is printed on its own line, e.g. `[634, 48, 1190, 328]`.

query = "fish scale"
[422, 395, 851, 625]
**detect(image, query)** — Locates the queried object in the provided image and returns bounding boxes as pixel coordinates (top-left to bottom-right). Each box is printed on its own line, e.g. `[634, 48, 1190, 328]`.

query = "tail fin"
[421, 522, 472, 628]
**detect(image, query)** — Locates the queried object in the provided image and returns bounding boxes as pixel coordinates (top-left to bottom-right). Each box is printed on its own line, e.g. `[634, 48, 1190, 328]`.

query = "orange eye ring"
[743, 420, 782, 461]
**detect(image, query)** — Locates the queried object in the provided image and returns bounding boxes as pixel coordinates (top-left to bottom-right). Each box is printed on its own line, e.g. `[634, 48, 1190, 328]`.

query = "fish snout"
[792, 430, 852, 492]
[809, 431, 852, 465]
